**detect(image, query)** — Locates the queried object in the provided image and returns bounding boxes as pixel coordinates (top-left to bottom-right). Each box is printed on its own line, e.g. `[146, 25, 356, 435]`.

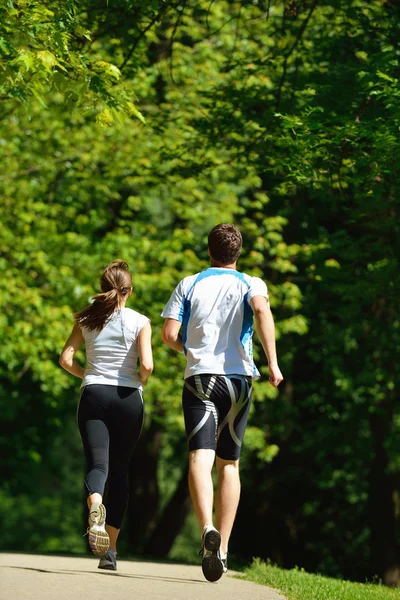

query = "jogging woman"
[59, 260, 153, 571]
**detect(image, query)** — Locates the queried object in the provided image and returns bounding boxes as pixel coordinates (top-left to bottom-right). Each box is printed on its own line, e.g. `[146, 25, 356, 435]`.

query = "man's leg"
[188, 448, 215, 531]
[188, 448, 225, 582]
[215, 457, 240, 555]
[214, 376, 251, 557]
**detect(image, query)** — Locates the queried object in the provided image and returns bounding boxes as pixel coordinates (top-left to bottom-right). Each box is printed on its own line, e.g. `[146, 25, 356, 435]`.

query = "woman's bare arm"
[137, 321, 154, 386]
[59, 324, 85, 379]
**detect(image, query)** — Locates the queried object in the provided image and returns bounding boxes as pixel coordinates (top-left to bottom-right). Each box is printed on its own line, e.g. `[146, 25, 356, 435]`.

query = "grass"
[243, 558, 400, 600]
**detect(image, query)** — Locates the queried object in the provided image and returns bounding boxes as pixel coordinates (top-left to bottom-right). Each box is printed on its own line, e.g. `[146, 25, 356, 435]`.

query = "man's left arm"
[162, 318, 184, 353]
[250, 295, 283, 387]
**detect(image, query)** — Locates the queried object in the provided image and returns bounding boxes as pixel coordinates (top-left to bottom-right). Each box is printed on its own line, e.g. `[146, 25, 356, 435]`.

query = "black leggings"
[78, 384, 144, 529]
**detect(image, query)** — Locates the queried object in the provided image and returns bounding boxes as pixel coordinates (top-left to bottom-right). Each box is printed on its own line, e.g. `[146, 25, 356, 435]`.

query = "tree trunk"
[127, 420, 163, 554]
[143, 465, 191, 557]
[369, 409, 400, 586]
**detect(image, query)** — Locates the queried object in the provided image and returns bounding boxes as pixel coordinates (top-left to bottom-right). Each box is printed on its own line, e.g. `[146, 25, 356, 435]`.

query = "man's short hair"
[208, 224, 242, 265]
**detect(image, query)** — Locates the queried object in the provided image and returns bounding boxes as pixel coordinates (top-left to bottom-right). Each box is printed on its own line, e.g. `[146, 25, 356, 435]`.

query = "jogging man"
[161, 224, 283, 582]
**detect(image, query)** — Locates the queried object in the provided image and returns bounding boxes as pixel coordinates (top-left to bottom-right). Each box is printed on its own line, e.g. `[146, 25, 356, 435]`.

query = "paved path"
[0, 553, 286, 600]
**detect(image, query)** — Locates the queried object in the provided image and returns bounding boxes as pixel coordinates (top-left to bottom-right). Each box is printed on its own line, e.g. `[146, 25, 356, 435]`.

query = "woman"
[59, 260, 153, 571]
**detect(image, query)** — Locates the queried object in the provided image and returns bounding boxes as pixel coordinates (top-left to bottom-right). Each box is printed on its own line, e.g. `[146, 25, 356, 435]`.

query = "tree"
[1, 0, 399, 586]
[0, 0, 186, 122]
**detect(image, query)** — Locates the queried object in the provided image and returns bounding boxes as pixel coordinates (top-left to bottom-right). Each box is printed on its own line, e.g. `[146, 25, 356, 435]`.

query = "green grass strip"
[243, 558, 400, 600]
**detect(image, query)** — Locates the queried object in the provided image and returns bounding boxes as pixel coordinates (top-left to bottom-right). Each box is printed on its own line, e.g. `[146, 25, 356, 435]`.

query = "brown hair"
[74, 260, 132, 332]
[208, 224, 242, 265]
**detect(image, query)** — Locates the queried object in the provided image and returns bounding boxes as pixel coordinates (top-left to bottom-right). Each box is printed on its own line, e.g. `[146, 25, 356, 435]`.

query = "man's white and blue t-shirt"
[81, 307, 149, 389]
[161, 267, 268, 380]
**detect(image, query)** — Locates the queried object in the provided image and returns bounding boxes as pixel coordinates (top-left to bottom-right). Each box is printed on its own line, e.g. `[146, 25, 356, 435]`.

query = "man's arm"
[250, 296, 283, 387]
[162, 318, 184, 353]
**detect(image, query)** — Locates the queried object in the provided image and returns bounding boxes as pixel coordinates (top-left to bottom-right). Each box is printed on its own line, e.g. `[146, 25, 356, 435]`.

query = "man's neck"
[209, 261, 237, 270]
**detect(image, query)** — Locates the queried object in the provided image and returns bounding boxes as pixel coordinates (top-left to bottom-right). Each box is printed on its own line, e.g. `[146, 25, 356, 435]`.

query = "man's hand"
[268, 364, 283, 387]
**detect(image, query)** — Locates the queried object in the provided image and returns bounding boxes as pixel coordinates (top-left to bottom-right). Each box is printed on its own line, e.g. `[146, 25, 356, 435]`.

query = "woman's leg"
[78, 386, 111, 499]
[105, 525, 119, 552]
[78, 385, 112, 555]
[105, 387, 144, 550]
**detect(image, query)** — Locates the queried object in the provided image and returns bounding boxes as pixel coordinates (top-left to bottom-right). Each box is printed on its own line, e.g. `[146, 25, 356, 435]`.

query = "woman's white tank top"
[81, 307, 149, 389]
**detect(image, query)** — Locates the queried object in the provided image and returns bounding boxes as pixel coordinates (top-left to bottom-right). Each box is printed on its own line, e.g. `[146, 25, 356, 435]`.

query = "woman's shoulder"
[122, 307, 150, 324]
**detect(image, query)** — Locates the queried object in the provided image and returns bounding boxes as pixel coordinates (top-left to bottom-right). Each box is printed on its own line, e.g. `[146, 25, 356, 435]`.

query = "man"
[161, 223, 283, 582]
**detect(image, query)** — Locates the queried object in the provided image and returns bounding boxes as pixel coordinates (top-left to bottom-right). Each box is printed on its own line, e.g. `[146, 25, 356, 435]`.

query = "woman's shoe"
[98, 549, 117, 571]
[87, 502, 110, 556]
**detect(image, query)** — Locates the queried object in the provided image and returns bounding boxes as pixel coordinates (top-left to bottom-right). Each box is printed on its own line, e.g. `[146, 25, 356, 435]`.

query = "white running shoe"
[220, 551, 228, 573]
[87, 502, 109, 556]
[200, 525, 224, 582]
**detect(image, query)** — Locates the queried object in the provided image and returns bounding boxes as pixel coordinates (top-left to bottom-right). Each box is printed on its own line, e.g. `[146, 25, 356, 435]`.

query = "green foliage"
[0, 0, 182, 120]
[245, 559, 400, 600]
[1, 0, 399, 586]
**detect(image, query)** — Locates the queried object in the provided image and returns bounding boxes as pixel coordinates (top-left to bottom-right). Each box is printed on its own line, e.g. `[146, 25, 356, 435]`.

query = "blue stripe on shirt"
[187, 268, 250, 296]
[240, 292, 254, 348]
[181, 297, 191, 355]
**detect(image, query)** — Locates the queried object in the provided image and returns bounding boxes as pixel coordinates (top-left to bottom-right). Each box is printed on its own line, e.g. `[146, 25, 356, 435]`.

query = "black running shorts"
[182, 374, 252, 461]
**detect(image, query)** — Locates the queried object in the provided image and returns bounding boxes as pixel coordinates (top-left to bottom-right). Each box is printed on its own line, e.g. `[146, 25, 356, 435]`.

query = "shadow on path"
[1, 565, 206, 585]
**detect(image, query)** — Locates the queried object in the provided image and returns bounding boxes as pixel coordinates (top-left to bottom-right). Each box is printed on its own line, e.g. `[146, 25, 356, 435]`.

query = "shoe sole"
[98, 563, 117, 571]
[202, 554, 224, 582]
[88, 504, 109, 556]
[204, 529, 221, 553]
[202, 529, 224, 582]
[88, 529, 110, 556]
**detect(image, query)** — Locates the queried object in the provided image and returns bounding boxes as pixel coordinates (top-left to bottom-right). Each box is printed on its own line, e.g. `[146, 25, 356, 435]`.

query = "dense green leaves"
[0, 0, 184, 120]
[1, 0, 399, 586]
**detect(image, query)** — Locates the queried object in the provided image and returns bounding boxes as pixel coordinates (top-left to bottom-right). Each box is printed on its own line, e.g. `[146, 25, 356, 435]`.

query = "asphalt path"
[0, 553, 287, 600]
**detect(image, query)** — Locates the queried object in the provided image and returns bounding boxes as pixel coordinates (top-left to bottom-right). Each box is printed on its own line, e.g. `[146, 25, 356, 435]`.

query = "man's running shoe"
[98, 549, 117, 571]
[220, 551, 228, 573]
[201, 525, 224, 582]
[87, 502, 109, 556]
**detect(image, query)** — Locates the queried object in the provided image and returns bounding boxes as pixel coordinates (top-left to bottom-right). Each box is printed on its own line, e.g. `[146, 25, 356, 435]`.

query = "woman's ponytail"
[74, 260, 132, 332]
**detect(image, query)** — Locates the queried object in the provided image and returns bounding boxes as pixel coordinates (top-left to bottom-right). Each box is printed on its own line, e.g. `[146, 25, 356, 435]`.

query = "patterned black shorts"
[182, 374, 252, 461]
